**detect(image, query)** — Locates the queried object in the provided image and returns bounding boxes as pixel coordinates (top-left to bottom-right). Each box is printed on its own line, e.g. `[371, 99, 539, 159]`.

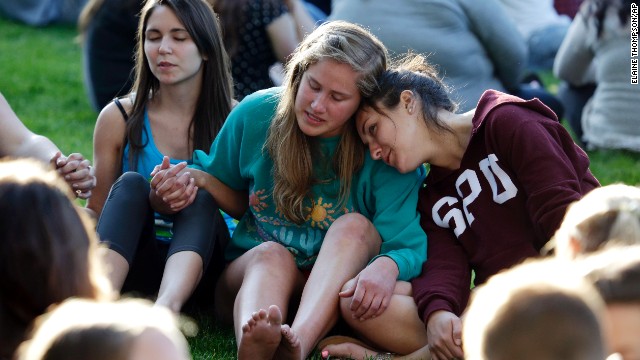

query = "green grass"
[0, 16, 322, 359]
[0, 16, 239, 359]
[2, 15, 639, 360]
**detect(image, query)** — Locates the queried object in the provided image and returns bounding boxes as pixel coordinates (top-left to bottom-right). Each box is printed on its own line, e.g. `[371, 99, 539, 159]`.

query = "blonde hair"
[17, 298, 190, 360]
[580, 244, 640, 303]
[264, 20, 387, 223]
[463, 259, 606, 360]
[553, 184, 640, 258]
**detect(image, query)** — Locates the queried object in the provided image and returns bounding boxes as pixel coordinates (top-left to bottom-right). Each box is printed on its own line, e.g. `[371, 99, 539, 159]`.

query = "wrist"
[372, 256, 400, 279]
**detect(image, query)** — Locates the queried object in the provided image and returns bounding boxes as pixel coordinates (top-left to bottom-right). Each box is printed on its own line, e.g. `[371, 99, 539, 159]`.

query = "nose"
[310, 93, 327, 113]
[159, 37, 172, 54]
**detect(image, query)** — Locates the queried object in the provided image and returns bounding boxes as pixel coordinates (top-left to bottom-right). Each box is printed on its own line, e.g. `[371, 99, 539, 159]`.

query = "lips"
[305, 111, 324, 125]
[158, 61, 175, 69]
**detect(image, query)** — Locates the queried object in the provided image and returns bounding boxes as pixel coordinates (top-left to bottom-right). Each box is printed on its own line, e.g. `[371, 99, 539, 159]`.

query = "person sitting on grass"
[0, 158, 111, 359]
[88, 0, 235, 314]
[551, 183, 640, 259]
[463, 258, 607, 360]
[16, 298, 191, 360]
[320, 52, 599, 360]
[150, 20, 428, 360]
[581, 245, 640, 360]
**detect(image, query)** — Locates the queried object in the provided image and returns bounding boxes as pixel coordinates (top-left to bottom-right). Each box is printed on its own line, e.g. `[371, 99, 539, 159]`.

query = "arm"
[191, 167, 248, 219]
[339, 161, 428, 320]
[462, 0, 527, 91]
[489, 104, 599, 245]
[412, 219, 470, 360]
[0, 93, 95, 199]
[283, 0, 316, 42]
[553, 9, 595, 85]
[0, 93, 60, 162]
[366, 162, 428, 281]
[149, 159, 248, 219]
[267, 0, 316, 63]
[85, 100, 127, 218]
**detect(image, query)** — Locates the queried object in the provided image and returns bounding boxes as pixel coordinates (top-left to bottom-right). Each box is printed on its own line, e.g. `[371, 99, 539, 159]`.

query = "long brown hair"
[0, 159, 111, 359]
[264, 20, 387, 223]
[126, 0, 233, 170]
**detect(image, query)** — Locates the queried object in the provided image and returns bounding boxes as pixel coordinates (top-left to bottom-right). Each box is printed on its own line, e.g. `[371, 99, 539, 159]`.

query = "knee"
[188, 188, 216, 211]
[112, 171, 148, 195]
[325, 213, 377, 249]
[105, 172, 149, 206]
[250, 241, 297, 269]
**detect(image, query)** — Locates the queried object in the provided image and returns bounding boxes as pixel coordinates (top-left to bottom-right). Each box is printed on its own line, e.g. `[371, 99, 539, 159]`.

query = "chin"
[395, 161, 419, 174]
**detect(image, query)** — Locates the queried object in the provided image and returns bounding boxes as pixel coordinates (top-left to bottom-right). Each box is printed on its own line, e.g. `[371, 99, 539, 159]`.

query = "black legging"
[97, 171, 229, 307]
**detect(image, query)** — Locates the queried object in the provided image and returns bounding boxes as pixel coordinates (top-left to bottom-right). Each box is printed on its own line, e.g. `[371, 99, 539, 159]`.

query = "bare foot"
[321, 340, 380, 360]
[274, 324, 303, 360]
[237, 305, 283, 360]
[319, 337, 432, 360]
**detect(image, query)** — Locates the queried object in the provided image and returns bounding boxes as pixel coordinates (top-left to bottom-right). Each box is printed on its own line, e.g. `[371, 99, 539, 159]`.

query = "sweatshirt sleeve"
[485, 103, 599, 247]
[192, 89, 277, 191]
[359, 158, 428, 281]
[191, 100, 249, 191]
[412, 192, 473, 323]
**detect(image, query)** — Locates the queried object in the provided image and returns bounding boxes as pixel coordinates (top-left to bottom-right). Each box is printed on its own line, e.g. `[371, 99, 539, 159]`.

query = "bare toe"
[237, 306, 284, 360]
[274, 324, 303, 360]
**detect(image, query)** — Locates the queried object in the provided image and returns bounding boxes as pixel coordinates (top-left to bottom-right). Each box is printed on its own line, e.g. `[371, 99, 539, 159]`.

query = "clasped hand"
[149, 156, 197, 213]
[53, 152, 96, 199]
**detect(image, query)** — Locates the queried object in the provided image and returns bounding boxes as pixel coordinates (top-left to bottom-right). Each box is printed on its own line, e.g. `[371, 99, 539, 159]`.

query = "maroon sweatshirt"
[412, 90, 600, 324]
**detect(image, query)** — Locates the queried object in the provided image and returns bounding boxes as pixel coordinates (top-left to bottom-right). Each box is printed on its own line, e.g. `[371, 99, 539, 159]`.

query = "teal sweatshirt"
[193, 88, 427, 280]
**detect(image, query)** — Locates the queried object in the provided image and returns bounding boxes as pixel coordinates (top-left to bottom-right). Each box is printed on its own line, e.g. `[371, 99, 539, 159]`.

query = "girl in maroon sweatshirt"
[320, 53, 599, 360]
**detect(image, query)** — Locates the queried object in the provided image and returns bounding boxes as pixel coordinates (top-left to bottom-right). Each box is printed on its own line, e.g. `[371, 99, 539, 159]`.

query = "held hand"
[426, 311, 464, 360]
[53, 152, 96, 199]
[158, 173, 198, 212]
[149, 156, 187, 190]
[149, 157, 196, 212]
[339, 257, 398, 321]
[150, 155, 172, 178]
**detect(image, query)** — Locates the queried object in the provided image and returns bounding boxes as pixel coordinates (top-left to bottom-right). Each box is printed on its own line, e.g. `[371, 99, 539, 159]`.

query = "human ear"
[400, 90, 415, 114]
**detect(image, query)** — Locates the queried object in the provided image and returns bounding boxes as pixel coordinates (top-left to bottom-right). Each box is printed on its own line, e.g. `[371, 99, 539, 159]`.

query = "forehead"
[304, 59, 360, 94]
[356, 103, 388, 124]
[146, 5, 182, 29]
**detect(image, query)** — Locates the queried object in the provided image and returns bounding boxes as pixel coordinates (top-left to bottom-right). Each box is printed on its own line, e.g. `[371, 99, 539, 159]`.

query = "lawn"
[1, 15, 639, 360]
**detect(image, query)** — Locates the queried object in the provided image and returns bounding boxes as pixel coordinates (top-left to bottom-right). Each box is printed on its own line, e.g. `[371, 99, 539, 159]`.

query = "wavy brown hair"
[264, 20, 387, 224]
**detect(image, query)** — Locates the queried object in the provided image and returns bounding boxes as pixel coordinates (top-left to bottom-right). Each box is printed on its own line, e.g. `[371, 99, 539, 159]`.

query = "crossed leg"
[320, 280, 430, 359]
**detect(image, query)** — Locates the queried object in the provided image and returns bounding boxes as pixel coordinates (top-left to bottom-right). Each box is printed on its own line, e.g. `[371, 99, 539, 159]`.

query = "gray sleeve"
[553, 11, 595, 85]
[461, 0, 527, 91]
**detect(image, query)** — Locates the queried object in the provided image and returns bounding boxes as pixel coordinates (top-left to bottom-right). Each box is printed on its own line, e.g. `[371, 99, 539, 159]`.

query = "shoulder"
[223, 87, 281, 138]
[231, 87, 281, 122]
[474, 90, 558, 131]
[94, 98, 131, 137]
